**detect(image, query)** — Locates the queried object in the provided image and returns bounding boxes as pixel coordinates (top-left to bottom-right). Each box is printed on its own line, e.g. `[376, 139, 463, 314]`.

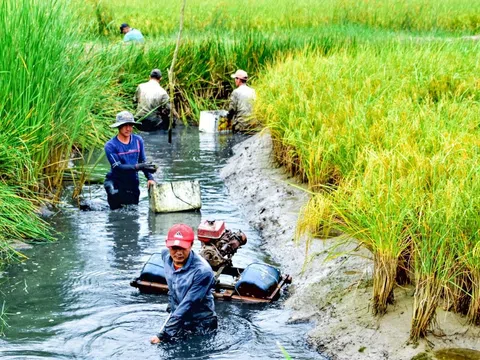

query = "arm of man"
[158, 93, 171, 118]
[137, 137, 155, 182]
[105, 143, 137, 172]
[227, 90, 239, 121]
[157, 269, 214, 340]
[133, 85, 140, 104]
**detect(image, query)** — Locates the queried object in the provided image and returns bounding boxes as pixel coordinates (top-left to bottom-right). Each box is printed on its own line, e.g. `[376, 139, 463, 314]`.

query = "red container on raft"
[197, 220, 226, 243]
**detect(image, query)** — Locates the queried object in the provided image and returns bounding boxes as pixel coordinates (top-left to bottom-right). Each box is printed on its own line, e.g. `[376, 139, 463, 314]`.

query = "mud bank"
[220, 131, 480, 360]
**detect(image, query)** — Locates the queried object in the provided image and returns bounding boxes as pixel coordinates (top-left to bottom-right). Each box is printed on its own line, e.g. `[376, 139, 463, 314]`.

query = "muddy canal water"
[0, 128, 325, 360]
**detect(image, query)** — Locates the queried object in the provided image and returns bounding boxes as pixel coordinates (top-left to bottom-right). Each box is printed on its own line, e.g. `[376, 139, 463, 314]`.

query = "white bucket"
[199, 110, 229, 133]
[149, 181, 202, 213]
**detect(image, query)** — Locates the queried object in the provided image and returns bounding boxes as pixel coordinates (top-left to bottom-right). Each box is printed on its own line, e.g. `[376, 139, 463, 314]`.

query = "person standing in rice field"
[134, 69, 172, 131]
[103, 111, 157, 210]
[120, 23, 145, 43]
[226, 69, 257, 133]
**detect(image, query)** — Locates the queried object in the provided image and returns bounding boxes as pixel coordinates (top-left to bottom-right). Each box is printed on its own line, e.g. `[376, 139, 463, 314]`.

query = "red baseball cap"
[166, 224, 195, 249]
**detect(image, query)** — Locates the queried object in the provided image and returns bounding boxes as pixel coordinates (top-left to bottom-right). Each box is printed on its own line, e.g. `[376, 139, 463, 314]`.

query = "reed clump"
[0, 0, 126, 263]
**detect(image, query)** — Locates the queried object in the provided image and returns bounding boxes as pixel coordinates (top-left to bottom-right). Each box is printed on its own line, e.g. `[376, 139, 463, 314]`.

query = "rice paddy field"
[2, 0, 480, 342]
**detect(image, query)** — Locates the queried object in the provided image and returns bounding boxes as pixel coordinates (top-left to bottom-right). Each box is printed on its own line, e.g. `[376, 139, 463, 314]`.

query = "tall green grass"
[93, 28, 363, 122]
[0, 301, 8, 336]
[255, 41, 480, 339]
[0, 0, 126, 263]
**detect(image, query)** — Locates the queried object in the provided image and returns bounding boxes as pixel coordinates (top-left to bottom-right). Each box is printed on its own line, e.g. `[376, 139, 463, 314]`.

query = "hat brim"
[166, 239, 193, 249]
[231, 73, 247, 80]
[110, 121, 140, 128]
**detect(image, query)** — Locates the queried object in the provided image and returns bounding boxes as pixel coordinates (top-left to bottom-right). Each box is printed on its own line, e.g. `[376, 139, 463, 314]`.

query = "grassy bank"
[0, 0, 125, 264]
[254, 41, 480, 340]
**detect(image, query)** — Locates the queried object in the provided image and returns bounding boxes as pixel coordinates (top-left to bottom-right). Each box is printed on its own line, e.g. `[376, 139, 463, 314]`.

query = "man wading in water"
[150, 224, 218, 343]
[134, 69, 172, 132]
[103, 111, 157, 210]
[226, 69, 256, 133]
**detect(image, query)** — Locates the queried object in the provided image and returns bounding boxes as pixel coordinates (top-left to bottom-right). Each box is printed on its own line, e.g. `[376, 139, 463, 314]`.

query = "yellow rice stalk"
[443, 270, 471, 316]
[467, 270, 480, 325]
[373, 252, 397, 315]
[410, 276, 442, 341]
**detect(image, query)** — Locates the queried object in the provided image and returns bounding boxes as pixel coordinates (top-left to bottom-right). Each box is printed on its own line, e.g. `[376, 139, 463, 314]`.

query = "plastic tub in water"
[198, 110, 229, 133]
[235, 263, 281, 299]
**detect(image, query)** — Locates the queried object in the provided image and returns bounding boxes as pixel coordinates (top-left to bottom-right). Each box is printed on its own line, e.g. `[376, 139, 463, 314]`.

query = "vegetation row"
[254, 42, 480, 340]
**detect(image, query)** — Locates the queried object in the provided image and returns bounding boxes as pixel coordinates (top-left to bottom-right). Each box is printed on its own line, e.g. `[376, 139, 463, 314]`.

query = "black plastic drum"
[235, 263, 281, 299]
[138, 253, 167, 284]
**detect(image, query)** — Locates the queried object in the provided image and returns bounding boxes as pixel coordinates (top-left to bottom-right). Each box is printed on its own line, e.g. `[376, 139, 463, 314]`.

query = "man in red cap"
[150, 224, 217, 343]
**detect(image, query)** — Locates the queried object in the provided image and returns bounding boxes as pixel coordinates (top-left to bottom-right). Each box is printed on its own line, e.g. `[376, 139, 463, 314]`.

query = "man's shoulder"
[104, 136, 118, 149]
[241, 85, 255, 95]
[138, 81, 149, 88]
[131, 133, 144, 143]
[124, 29, 144, 42]
[158, 86, 168, 96]
[192, 252, 214, 274]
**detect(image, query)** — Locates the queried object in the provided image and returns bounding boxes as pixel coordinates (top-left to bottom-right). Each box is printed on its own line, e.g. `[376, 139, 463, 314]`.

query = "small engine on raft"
[197, 220, 247, 270]
[130, 219, 292, 302]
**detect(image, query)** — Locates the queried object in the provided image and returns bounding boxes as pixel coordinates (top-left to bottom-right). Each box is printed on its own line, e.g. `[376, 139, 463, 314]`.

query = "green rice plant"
[77, 0, 480, 38]
[95, 29, 359, 123]
[404, 144, 479, 339]
[450, 169, 480, 324]
[467, 268, 480, 325]
[0, 0, 127, 194]
[256, 41, 480, 190]
[258, 38, 480, 334]
[296, 189, 336, 242]
[409, 203, 457, 340]
[0, 0, 129, 264]
[442, 267, 471, 315]
[0, 182, 52, 265]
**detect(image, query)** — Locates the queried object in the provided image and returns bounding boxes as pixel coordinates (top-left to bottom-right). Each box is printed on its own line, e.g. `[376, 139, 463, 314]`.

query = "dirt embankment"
[220, 131, 480, 360]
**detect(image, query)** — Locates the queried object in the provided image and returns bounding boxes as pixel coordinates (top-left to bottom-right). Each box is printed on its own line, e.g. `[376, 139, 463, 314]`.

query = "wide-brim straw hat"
[110, 111, 140, 128]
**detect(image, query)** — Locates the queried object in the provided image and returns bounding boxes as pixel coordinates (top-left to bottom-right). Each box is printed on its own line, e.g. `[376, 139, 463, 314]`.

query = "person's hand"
[147, 180, 155, 189]
[150, 336, 161, 344]
[136, 162, 158, 173]
[104, 181, 118, 195]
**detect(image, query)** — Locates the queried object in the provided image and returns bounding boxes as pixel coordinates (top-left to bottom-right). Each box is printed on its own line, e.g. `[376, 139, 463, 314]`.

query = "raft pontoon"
[130, 220, 292, 303]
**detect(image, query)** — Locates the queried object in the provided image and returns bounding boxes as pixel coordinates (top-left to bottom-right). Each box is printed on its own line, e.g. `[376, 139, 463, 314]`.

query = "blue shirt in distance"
[124, 28, 144, 43]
